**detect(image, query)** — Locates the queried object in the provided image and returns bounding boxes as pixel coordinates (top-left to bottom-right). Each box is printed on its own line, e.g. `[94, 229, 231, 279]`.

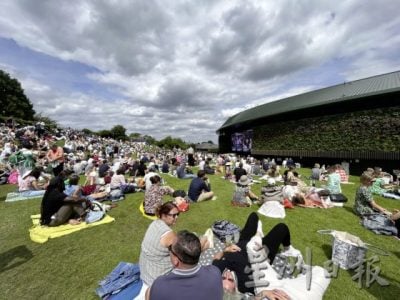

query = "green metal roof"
[218, 70, 400, 131]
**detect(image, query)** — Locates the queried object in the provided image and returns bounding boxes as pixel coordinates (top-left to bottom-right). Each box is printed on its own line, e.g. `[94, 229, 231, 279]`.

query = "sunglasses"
[167, 212, 180, 218]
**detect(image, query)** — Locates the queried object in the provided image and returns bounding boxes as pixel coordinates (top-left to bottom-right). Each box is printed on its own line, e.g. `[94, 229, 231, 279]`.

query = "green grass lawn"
[1, 168, 399, 299]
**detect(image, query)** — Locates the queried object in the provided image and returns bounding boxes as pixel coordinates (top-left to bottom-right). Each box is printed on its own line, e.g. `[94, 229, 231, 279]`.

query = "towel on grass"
[29, 214, 115, 243]
[6, 192, 41, 202]
[139, 202, 157, 221]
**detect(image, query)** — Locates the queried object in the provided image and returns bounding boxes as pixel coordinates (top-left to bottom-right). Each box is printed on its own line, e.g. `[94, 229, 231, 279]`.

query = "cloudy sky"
[1, 0, 399, 142]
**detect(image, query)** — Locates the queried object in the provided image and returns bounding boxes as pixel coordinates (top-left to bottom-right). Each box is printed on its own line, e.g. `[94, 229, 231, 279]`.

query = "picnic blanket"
[139, 202, 157, 220]
[29, 214, 115, 243]
[5, 192, 42, 202]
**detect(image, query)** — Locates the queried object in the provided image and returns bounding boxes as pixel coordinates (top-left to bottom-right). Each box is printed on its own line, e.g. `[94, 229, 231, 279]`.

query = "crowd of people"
[1, 120, 399, 299]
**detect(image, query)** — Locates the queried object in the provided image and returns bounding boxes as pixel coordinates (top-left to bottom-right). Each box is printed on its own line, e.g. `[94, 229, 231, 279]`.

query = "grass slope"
[0, 169, 399, 299]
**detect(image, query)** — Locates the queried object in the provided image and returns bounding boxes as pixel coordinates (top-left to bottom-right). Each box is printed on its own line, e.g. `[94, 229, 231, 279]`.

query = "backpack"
[211, 220, 241, 243]
[330, 193, 348, 203]
[7, 170, 19, 184]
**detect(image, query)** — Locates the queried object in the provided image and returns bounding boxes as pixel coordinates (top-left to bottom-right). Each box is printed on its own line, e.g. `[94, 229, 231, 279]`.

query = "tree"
[129, 132, 142, 139]
[143, 135, 157, 145]
[97, 130, 112, 138]
[157, 136, 188, 149]
[82, 128, 94, 135]
[34, 113, 59, 130]
[0, 69, 36, 120]
[110, 125, 127, 140]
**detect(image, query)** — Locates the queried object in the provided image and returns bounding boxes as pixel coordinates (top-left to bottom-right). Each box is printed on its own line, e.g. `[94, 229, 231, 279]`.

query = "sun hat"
[239, 175, 251, 186]
[267, 178, 276, 186]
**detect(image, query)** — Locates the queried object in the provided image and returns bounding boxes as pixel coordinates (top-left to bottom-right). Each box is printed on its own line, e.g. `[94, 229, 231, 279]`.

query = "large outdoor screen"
[231, 130, 253, 152]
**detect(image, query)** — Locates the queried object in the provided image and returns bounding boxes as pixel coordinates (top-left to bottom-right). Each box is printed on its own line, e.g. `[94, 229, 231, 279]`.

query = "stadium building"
[217, 71, 400, 176]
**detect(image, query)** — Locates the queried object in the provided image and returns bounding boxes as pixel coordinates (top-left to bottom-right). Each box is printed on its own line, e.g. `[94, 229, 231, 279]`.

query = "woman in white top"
[18, 167, 49, 197]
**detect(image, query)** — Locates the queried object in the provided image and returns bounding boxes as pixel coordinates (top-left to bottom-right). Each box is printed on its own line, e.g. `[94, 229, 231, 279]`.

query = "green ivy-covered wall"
[253, 106, 400, 152]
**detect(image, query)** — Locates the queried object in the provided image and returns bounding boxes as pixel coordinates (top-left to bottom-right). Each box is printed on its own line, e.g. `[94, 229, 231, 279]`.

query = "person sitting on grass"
[335, 164, 349, 183]
[145, 230, 223, 300]
[176, 162, 196, 179]
[188, 170, 215, 202]
[110, 167, 135, 191]
[138, 201, 210, 294]
[370, 167, 400, 200]
[144, 175, 174, 216]
[264, 164, 282, 182]
[283, 166, 297, 185]
[18, 167, 49, 198]
[324, 165, 341, 195]
[40, 176, 86, 226]
[353, 172, 400, 238]
[233, 162, 247, 183]
[204, 160, 216, 175]
[231, 175, 259, 207]
[139, 202, 181, 289]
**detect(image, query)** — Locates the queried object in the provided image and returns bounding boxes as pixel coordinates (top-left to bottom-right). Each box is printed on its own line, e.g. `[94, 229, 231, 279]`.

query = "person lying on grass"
[65, 174, 108, 202]
[212, 212, 303, 296]
[291, 191, 332, 209]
